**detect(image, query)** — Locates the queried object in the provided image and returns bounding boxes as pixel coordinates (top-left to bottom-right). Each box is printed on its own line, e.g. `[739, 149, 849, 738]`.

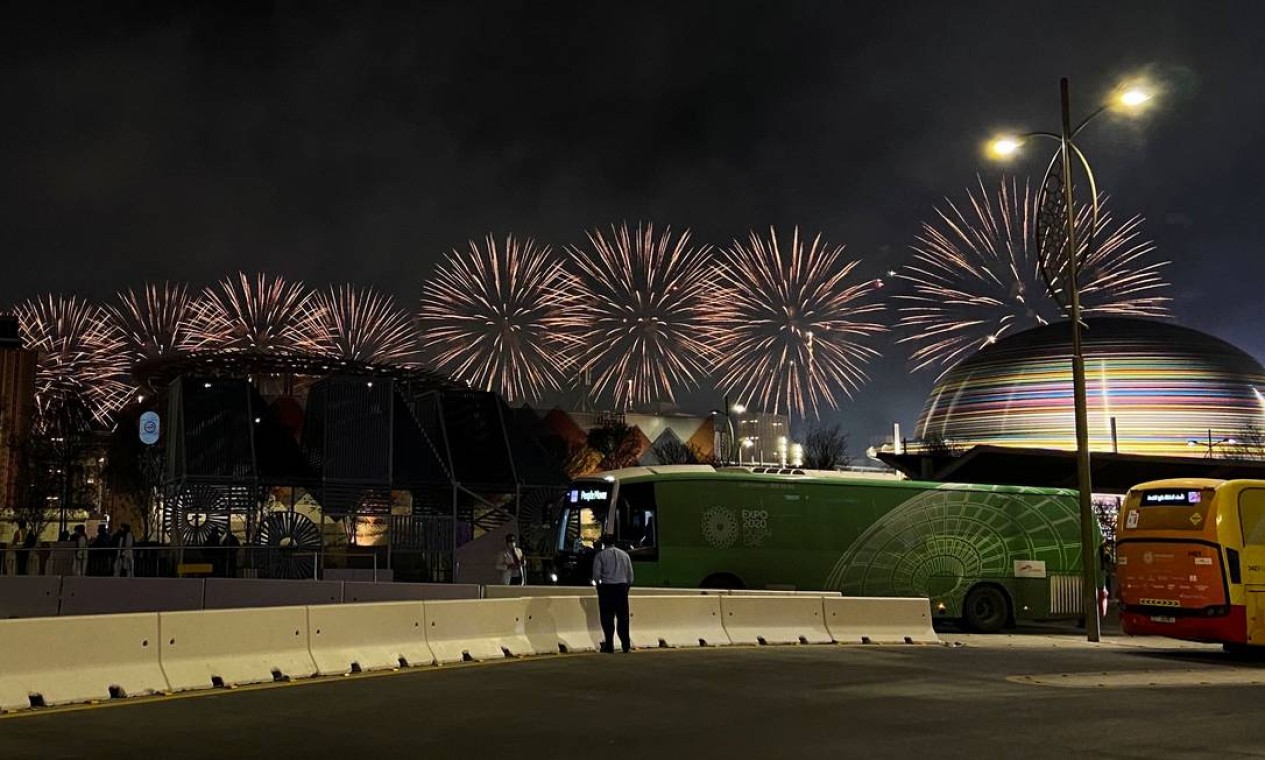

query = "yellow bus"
[1116, 478, 1265, 647]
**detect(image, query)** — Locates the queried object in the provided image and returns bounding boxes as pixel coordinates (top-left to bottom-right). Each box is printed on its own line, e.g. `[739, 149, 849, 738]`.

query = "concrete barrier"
[823, 597, 940, 645]
[484, 585, 594, 598]
[423, 598, 536, 663]
[488, 585, 716, 599]
[0, 613, 168, 710]
[60, 577, 205, 616]
[307, 601, 434, 675]
[344, 582, 481, 603]
[523, 596, 602, 654]
[0, 576, 61, 619]
[159, 606, 317, 690]
[719, 595, 832, 645]
[629, 595, 730, 648]
[728, 589, 843, 597]
[203, 578, 343, 609]
[324, 569, 394, 582]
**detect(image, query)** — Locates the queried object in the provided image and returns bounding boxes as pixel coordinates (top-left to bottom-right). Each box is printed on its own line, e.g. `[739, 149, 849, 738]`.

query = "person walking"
[592, 534, 634, 653]
[71, 525, 89, 576]
[113, 523, 135, 578]
[496, 533, 526, 585]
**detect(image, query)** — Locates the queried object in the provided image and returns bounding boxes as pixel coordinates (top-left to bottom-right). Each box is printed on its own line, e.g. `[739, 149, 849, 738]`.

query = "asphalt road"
[4, 633, 1265, 759]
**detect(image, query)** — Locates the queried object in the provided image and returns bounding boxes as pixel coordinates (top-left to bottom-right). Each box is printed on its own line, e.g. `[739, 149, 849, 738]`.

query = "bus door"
[1234, 487, 1265, 643]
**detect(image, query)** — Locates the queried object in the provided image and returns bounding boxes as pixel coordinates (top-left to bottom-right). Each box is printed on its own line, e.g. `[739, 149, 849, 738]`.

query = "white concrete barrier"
[159, 606, 317, 691]
[344, 581, 481, 603]
[823, 597, 940, 645]
[0, 576, 62, 618]
[629, 595, 730, 648]
[60, 577, 205, 616]
[484, 584, 594, 598]
[307, 601, 434, 675]
[0, 613, 168, 710]
[719, 595, 832, 645]
[728, 589, 843, 597]
[203, 579, 343, 609]
[630, 587, 716, 596]
[423, 598, 536, 663]
[524, 596, 602, 654]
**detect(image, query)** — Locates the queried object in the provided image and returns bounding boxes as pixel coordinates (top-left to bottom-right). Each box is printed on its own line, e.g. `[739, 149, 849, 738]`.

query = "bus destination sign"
[1139, 489, 1202, 507]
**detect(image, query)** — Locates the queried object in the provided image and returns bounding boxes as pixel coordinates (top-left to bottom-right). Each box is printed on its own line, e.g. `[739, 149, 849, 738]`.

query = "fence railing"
[0, 544, 381, 581]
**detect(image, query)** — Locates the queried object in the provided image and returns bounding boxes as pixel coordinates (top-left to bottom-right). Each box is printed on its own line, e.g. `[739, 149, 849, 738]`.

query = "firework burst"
[568, 223, 714, 409]
[418, 234, 580, 402]
[897, 176, 1170, 373]
[190, 273, 312, 354]
[107, 282, 199, 366]
[709, 228, 886, 419]
[297, 285, 419, 364]
[14, 294, 130, 431]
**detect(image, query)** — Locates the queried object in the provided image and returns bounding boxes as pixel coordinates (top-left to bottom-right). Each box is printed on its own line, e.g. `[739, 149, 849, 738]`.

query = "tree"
[585, 423, 643, 471]
[651, 438, 710, 466]
[1233, 424, 1265, 462]
[803, 424, 851, 471]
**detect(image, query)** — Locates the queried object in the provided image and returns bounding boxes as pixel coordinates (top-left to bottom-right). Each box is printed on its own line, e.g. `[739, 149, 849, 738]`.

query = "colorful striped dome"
[916, 318, 1265, 457]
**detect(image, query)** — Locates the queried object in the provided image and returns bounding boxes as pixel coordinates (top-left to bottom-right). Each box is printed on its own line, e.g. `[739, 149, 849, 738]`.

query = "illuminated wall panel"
[916, 318, 1265, 457]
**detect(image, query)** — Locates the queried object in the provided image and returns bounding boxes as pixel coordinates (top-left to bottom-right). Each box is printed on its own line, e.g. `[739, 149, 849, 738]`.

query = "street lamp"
[713, 397, 748, 465]
[1188, 429, 1238, 459]
[986, 77, 1155, 643]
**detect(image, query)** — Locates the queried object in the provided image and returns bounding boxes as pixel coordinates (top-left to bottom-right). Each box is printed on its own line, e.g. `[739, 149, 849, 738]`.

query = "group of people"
[7, 521, 135, 577]
[496, 531, 636, 654]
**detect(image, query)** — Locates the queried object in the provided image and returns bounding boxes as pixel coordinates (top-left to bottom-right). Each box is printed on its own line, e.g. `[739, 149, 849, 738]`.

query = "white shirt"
[592, 546, 634, 585]
[497, 546, 525, 585]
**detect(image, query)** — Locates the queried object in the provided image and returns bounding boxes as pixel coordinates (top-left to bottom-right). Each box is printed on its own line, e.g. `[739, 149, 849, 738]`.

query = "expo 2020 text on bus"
[552, 465, 1097, 632]
[1116, 478, 1265, 649]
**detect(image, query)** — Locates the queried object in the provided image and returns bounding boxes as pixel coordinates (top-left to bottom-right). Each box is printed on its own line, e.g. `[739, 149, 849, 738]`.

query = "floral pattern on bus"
[702, 506, 739, 548]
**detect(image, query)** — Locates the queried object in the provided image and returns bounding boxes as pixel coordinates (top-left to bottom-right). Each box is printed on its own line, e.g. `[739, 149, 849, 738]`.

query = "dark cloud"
[3, 1, 1264, 448]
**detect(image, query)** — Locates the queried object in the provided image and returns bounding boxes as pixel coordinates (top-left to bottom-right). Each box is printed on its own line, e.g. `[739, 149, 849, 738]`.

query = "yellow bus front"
[1116, 478, 1260, 645]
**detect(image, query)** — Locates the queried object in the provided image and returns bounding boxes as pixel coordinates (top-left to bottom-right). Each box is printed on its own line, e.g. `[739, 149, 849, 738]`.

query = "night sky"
[4, 1, 1263, 451]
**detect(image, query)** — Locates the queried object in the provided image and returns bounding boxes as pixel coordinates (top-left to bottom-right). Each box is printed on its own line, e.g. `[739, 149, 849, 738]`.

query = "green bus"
[552, 465, 1091, 632]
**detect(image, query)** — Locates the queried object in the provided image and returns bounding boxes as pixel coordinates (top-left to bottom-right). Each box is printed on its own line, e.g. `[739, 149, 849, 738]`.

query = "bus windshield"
[556, 482, 614, 553]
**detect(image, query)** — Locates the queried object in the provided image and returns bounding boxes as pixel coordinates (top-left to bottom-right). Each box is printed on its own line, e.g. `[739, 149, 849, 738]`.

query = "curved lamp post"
[986, 78, 1154, 643]
[712, 397, 747, 465]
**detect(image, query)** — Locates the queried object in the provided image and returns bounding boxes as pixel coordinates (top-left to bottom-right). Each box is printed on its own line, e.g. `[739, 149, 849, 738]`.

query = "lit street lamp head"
[1119, 88, 1151, 107]
[986, 136, 1022, 159]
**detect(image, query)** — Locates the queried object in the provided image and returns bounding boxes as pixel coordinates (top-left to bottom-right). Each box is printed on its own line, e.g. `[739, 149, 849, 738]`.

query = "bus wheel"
[962, 585, 1009, 633]
[701, 573, 744, 591]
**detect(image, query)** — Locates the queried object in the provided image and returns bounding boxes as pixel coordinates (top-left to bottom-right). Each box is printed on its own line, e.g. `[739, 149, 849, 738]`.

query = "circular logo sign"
[139, 411, 161, 445]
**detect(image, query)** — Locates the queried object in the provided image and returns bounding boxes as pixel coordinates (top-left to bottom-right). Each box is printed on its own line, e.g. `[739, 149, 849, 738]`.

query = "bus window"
[1239, 488, 1265, 545]
[617, 482, 658, 559]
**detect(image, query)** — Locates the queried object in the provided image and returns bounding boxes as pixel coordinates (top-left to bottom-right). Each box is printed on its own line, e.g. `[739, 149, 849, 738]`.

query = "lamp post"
[987, 77, 1153, 643]
[1188, 429, 1237, 458]
[713, 397, 746, 465]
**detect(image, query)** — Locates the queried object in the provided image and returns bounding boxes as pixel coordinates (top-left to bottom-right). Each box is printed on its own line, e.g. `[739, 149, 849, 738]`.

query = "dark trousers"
[597, 582, 631, 652]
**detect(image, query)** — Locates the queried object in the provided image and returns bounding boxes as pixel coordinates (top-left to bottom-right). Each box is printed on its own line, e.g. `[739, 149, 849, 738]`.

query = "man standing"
[496, 533, 526, 585]
[592, 534, 634, 653]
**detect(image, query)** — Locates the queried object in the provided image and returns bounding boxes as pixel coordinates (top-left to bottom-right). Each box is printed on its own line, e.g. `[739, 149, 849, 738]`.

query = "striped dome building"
[916, 318, 1265, 457]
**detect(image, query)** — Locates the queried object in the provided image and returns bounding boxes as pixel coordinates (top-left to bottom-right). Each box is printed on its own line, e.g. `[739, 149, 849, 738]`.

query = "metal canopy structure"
[162, 371, 568, 580]
[877, 445, 1265, 493]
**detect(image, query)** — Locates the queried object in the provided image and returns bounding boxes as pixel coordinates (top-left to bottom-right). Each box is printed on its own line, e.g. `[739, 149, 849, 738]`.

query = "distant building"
[536, 407, 796, 468]
[0, 316, 36, 514]
[880, 317, 1265, 492]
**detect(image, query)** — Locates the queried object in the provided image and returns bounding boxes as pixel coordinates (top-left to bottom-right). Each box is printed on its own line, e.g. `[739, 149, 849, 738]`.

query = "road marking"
[1010, 669, 1265, 688]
